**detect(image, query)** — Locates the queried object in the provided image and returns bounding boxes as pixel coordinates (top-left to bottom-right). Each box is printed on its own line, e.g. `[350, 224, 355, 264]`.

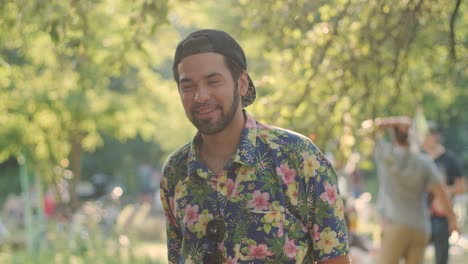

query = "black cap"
[173, 29, 256, 107]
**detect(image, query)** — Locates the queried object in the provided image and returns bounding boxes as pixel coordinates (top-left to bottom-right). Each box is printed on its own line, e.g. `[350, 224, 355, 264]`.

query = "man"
[423, 122, 467, 264]
[372, 117, 459, 264]
[160, 29, 350, 264]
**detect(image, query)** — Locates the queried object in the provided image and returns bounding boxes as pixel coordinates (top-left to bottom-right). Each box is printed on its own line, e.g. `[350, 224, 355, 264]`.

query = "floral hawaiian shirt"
[161, 113, 349, 264]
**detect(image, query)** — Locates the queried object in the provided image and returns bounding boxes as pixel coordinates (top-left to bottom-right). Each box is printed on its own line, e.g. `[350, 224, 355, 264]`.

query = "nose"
[194, 85, 210, 103]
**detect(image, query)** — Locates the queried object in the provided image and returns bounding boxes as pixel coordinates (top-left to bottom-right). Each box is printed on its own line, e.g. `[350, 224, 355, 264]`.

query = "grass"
[2, 198, 466, 264]
[0, 211, 168, 264]
[0, 231, 165, 264]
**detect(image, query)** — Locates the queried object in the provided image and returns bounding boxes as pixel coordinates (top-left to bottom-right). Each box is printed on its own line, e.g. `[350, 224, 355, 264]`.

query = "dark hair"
[393, 126, 409, 145]
[224, 56, 244, 84]
[173, 56, 243, 88]
[427, 121, 441, 134]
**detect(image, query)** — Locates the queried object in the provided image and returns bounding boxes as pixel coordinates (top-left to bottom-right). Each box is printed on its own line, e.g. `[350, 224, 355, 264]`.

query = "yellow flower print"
[317, 229, 339, 254]
[248, 128, 256, 143]
[192, 210, 214, 237]
[240, 149, 248, 156]
[217, 172, 228, 196]
[236, 166, 256, 182]
[301, 152, 320, 181]
[258, 130, 280, 149]
[184, 255, 194, 264]
[295, 245, 308, 263]
[161, 177, 167, 188]
[174, 181, 187, 200]
[196, 168, 210, 179]
[286, 182, 299, 206]
[263, 210, 282, 224]
[334, 199, 345, 221]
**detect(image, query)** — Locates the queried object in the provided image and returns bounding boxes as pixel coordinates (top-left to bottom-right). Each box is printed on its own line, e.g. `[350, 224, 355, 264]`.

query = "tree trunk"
[69, 134, 83, 212]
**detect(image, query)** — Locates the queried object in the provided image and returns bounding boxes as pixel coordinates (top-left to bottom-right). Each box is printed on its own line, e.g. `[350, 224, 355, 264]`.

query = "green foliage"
[0, 161, 21, 206]
[1, 0, 467, 196]
[0, 0, 172, 204]
[237, 0, 467, 165]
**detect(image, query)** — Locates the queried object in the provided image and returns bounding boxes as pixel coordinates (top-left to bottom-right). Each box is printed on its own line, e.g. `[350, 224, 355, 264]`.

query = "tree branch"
[449, 0, 461, 61]
[292, 0, 351, 107]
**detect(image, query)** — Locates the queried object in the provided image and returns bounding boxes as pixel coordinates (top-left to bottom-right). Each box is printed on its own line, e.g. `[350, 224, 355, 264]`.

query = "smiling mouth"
[193, 105, 218, 116]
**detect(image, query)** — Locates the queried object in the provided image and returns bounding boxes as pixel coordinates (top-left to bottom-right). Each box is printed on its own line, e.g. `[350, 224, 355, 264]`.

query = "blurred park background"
[0, 0, 467, 263]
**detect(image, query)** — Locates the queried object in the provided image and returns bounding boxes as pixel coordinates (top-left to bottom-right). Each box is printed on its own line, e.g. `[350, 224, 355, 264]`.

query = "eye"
[207, 79, 222, 86]
[180, 85, 194, 92]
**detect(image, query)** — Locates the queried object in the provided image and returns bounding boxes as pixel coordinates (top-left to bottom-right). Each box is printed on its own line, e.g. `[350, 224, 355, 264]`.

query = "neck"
[394, 141, 410, 149]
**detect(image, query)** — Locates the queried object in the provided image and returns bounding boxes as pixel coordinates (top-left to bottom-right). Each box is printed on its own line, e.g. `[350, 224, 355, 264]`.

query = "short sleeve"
[424, 157, 443, 186]
[307, 151, 350, 261]
[161, 158, 183, 264]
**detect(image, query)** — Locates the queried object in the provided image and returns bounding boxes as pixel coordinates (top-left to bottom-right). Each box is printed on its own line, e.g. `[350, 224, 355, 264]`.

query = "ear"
[238, 71, 249, 96]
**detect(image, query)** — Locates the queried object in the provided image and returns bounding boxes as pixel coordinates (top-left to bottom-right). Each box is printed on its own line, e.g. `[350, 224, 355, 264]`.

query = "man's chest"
[171, 167, 311, 263]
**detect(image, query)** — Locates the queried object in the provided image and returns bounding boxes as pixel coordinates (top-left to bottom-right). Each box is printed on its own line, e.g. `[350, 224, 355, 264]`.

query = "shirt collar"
[187, 111, 258, 178]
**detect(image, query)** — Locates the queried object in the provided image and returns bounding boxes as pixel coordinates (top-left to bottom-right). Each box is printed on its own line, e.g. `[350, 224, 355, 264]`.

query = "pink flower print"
[208, 176, 217, 191]
[248, 244, 273, 259]
[169, 197, 175, 211]
[165, 197, 178, 225]
[276, 162, 296, 185]
[226, 178, 240, 199]
[284, 237, 299, 259]
[225, 256, 239, 264]
[277, 221, 284, 237]
[313, 224, 320, 241]
[247, 190, 270, 211]
[183, 204, 199, 227]
[319, 182, 338, 206]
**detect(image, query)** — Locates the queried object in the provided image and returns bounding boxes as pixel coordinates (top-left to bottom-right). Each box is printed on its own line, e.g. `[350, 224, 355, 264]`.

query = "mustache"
[191, 103, 219, 112]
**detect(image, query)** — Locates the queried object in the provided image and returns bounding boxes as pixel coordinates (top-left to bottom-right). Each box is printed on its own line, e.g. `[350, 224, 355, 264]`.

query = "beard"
[189, 85, 240, 135]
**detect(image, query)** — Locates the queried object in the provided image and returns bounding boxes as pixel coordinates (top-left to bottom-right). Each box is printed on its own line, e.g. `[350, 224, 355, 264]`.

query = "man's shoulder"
[257, 122, 313, 144]
[162, 142, 191, 170]
[412, 151, 436, 168]
[255, 122, 323, 156]
[412, 152, 443, 180]
[416, 151, 433, 163]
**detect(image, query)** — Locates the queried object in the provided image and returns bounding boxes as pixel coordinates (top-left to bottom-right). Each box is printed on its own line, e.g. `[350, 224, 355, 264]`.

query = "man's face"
[423, 132, 439, 151]
[176, 53, 246, 135]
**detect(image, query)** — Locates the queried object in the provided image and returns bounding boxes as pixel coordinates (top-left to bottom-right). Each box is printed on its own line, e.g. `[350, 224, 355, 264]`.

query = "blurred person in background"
[423, 122, 467, 264]
[371, 116, 459, 264]
[160, 29, 350, 263]
[343, 198, 375, 264]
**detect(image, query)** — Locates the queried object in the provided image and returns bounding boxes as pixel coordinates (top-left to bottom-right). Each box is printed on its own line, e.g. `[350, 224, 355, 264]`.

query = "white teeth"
[197, 107, 216, 114]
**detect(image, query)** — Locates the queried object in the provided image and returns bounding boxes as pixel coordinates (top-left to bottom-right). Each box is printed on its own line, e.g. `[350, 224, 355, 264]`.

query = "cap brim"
[242, 74, 256, 107]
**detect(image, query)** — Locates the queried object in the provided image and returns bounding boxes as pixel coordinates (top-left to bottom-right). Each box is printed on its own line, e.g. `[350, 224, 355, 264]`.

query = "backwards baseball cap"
[173, 29, 256, 107]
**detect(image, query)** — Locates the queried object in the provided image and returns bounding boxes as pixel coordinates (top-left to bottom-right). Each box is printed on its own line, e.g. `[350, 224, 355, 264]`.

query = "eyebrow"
[179, 72, 223, 83]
